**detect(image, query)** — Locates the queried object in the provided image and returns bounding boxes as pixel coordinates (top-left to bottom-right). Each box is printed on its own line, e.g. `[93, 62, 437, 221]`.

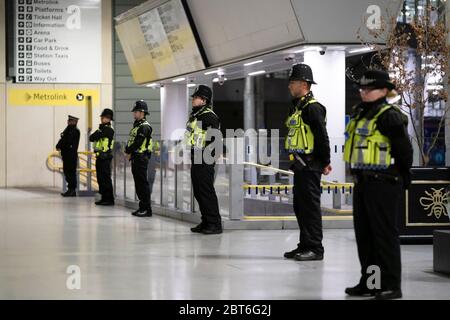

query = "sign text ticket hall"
[15, 0, 102, 83]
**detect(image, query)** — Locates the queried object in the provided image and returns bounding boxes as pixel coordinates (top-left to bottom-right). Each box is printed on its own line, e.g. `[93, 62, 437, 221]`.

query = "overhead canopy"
[116, 0, 403, 84]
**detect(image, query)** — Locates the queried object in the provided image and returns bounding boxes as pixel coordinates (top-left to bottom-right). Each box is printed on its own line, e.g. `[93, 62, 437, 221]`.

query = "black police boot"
[61, 190, 76, 197]
[284, 247, 303, 259]
[294, 250, 324, 261]
[374, 289, 402, 300]
[191, 223, 205, 233]
[345, 284, 376, 297]
[96, 200, 115, 206]
[132, 208, 152, 218]
[201, 225, 223, 235]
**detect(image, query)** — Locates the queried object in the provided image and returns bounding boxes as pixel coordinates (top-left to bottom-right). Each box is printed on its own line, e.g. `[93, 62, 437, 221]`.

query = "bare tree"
[358, 4, 450, 166]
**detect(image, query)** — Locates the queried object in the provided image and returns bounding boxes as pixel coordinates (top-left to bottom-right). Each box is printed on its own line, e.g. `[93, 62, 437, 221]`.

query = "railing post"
[87, 153, 92, 192]
[332, 180, 342, 210]
[229, 162, 244, 220]
[161, 141, 168, 207]
[123, 153, 127, 199]
[228, 137, 245, 221]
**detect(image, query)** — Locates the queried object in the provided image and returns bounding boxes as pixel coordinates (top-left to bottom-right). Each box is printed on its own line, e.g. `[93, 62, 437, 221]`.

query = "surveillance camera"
[217, 73, 226, 86]
[319, 50, 326, 56]
[284, 54, 295, 62]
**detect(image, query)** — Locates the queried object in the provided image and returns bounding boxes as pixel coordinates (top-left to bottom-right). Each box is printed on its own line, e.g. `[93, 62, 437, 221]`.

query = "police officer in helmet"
[187, 85, 222, 235]
[344, 70, 412, 300]
[125, 100, 154, 218]
[284, 64, 332, 261]
[90, 108, 115, 206]
[56, 115, 81, 197]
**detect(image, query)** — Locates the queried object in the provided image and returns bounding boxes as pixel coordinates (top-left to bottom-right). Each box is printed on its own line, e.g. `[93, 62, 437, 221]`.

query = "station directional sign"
[8, 89, 99, 107]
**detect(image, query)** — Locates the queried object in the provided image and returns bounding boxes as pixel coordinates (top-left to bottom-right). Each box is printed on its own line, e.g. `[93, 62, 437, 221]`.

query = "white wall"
[0, 0, 6, 188]
[161, 84, 189, 141]
[304, 50, 346, 185]
[1, 0, 113, 188]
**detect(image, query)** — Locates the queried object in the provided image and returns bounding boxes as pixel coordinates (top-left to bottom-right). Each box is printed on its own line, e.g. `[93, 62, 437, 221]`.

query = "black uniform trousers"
[62, 152, 78, 191]
[131, 153, 151, 211]
[353, 174, 402, 291]
[293, 169, 324, 255]
[191, 163, 221, 228]
[96, 157, 114, 202]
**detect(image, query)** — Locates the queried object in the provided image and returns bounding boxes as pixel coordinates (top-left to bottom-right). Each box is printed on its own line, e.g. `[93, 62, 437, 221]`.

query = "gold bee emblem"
[419, 188, 449, 220]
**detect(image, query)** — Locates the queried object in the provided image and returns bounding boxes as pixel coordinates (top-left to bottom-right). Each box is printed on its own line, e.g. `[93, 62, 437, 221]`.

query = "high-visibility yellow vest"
[285, 98, 319, 154]
[127, 120, 153, 154]
[93, 126, 114, 157]
[184, 107, 216, 149]
[94, 137, 114, 156]
[344, 104, 398, 169]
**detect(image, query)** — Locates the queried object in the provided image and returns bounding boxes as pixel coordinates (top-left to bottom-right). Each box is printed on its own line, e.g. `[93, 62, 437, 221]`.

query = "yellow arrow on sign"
[8, 89, 100, 107]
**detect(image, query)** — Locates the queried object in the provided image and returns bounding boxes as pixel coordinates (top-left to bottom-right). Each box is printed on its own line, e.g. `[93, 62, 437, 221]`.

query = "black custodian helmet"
[132, 100, 149, 114]
[100, 108, 114, 121]
[191, 85, 212, 102]
[356, 69, 396, 90]
[289, 63, 317, 84]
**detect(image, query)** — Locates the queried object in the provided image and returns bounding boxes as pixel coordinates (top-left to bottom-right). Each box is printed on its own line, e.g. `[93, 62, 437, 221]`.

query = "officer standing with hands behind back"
[283, 64, 332, 261]
[186, 85, 222, 235]
[90, 108, 115, 206]
[56, 115, 81, 197]
[125, 100, 153, 218]
[344, 70, 412, 300]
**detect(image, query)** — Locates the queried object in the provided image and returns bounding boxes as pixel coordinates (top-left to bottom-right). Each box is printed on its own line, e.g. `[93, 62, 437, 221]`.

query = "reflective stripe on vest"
[344, 104, 395, 170]
[93, 125, 114, 156]
[184, 107, 216, 149]
[94, 136, 114, 156]
[285, 99, 319, 154]
[127, 120, 153, 153]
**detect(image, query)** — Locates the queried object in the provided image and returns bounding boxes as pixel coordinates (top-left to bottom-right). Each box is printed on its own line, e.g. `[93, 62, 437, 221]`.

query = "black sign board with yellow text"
[399, 167, 450, 241]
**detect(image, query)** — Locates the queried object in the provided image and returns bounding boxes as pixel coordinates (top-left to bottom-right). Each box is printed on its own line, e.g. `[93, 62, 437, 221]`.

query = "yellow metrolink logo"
[8, 89, 100, 107]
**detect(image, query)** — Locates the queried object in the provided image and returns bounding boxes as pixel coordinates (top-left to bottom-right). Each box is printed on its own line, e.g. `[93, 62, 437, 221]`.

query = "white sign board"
[15, 0, 102, 83]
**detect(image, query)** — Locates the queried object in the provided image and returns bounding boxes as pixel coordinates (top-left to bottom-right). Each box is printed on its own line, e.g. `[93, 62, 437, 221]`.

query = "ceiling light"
[204, 70, 220, 75]
[294, 46, 322, 53]
[348, 47, 373, 54]
[187, 83, 197, 88]
[244, 60, 263, 67]
[248, 70, 266, 76]
[213, 77, 228, 83]
[146, 83, 159, 88]
[172, 77, 186, 83]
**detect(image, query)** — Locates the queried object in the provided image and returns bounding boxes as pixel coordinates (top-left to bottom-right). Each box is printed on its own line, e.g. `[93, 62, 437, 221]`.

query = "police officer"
[283, 64, 332, 261]
[125, 100, 153, 218]
[186, 85, 222, 235]
[56, 115, 81, 197]
[90, 108, 115, 206]
[344, 70, 412, 300]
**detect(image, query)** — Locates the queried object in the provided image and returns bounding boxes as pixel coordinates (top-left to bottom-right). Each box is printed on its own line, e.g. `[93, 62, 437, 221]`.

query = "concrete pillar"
[160, 84, 189, 141]
[244, 77, 256, 131]
[255, 76, 265, 130]
[244, 76, 257, 185]
[304, 50, 346, 185]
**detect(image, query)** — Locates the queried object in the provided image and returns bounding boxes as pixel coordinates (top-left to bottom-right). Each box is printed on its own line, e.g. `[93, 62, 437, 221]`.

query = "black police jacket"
[350, 97, 413, 186]
[56, 125, 80, 157]
[125, 118, 153, 155]
[289, 92, 331, 172]
[189, 104, 221, 164]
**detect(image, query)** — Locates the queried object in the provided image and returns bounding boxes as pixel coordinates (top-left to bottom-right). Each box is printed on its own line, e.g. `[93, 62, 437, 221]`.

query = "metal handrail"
[47, 151, 99, 189]
[243, 161, 354, 187]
